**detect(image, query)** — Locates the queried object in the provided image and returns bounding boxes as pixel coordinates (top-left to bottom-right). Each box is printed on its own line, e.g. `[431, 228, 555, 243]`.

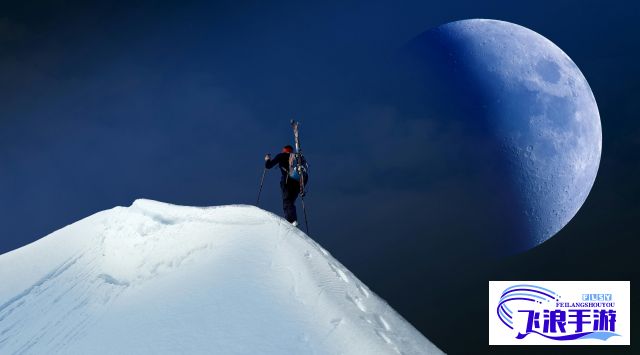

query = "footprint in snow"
[376, 329, 393, 344]
[376, 315, 391, 331]
[328, 263, 349, 283]
[346, 294, 367, 312]
[357, 284, 370, 298]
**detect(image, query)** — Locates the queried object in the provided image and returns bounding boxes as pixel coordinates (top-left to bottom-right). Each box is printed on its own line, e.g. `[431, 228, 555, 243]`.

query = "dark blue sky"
[1, 1, 638, 353]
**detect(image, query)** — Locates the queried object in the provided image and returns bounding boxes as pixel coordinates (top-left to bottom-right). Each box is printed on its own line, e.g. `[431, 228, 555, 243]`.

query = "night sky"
[1, 1, 638, 353]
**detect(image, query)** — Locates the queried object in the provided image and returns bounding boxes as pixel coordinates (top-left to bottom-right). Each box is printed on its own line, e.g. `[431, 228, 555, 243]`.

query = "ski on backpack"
[289, 120, 309, 195]
[290, 119, 310, 234]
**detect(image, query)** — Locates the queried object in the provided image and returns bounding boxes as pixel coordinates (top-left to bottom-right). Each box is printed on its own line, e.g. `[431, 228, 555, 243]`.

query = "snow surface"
[0, 199, 443, 354]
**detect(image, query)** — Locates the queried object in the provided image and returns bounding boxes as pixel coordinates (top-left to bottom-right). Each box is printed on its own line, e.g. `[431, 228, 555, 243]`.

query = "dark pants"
[280, 179, 300, 223]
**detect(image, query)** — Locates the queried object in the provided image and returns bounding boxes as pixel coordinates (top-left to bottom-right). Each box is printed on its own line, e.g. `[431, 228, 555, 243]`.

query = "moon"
[399, 19, 602, 255]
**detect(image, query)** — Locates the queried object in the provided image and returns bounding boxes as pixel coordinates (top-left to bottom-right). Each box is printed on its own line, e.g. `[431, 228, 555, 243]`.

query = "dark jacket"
[265, 152, 291, 181]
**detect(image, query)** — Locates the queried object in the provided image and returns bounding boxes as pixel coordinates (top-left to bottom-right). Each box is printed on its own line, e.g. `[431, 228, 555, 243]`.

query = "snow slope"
[0, 199, 443, 354]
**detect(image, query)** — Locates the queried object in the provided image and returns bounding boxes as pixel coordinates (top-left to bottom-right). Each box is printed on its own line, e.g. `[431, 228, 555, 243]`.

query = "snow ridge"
[0, 199, 443, 354]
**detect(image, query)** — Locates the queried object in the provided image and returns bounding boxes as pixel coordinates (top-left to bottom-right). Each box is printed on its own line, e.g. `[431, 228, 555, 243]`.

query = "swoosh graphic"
[516, 331, 620, 341]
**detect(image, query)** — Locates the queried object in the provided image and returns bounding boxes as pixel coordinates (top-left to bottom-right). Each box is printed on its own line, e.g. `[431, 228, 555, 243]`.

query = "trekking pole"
[298, 168, 310, 234]
[300, 194, 310, 235]
[256, 167, 267, 206]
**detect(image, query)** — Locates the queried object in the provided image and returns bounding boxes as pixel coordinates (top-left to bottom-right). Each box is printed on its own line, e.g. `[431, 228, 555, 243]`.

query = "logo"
[489, 281, 630, 345]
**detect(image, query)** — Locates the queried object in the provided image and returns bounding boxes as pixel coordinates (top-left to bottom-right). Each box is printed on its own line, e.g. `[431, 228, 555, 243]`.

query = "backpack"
[287, 152, 309, 184]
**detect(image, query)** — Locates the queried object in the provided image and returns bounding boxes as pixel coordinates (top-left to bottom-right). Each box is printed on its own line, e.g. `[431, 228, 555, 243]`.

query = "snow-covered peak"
[0, 199, 442, 354]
